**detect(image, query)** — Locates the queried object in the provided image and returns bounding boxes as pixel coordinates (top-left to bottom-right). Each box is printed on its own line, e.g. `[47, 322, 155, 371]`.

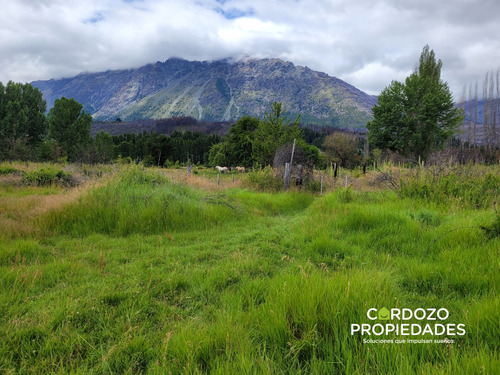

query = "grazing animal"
[236, 166, 245, 173]
[215, 166, 228, 173]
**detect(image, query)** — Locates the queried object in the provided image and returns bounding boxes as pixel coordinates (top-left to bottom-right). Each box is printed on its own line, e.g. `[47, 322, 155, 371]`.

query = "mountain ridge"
[32, 57, 377, 128]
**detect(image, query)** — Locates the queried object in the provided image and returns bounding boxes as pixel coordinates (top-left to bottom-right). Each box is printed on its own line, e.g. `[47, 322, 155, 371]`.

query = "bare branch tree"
[474, 82, 478, 148]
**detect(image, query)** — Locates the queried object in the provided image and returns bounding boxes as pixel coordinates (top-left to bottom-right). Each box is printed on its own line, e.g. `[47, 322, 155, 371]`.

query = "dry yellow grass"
[0, 177, 106, 239]
[158, 168, 246, 191]
[158, 166, 395, 194]
[311, 168, 399, 193]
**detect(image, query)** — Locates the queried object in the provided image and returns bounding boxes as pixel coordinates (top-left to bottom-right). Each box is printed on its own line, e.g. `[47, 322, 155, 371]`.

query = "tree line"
[3, 46, 496, 169]
[0, 82, 222, 165]
[0, 78, 416, 170]
[0, 82, 92, 162]
[0, 83, 328, 168]
[110, 131, 221, 166]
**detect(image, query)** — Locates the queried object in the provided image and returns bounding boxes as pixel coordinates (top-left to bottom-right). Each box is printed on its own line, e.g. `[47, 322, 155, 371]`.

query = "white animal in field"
[215, 166, 228, 173]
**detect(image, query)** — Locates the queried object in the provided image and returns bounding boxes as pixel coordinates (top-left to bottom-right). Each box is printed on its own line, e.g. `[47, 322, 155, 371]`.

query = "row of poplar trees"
[458, 70, 500, 150]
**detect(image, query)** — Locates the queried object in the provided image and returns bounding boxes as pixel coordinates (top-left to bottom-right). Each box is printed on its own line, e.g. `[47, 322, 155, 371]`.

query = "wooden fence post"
[290, 139, 296, 165]
[296, 164, 303, 187]
[283, 163, 291, 190]
[217, 173, 220, 186]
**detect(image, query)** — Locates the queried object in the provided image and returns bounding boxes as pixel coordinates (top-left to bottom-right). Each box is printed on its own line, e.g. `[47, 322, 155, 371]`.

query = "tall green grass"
[41, 166, 316, 237]
[40, 166, 238, 236]
[399, 164, 500, 209]
[0, 165, 498, 374]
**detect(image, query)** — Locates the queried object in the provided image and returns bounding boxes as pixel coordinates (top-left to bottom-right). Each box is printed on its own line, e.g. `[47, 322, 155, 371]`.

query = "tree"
[94, 131, 115, 163]
[208, 142, 230, 167]
[225, 116, 260, 167]
[48, 97, 92, 161]
[322, 132, 361, 168]
[207, 115, 259, 168]
[18, 83, 47, 147]
[0, 82, 47, 160]
[367, 45, 463, 161]
[252, 102, 302, 166]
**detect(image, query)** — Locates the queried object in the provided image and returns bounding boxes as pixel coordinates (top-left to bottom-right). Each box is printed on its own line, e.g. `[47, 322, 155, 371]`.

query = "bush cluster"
[21, 167, 76, 187]
[0, 165, 18, 175]
[246, 166, 282, 192]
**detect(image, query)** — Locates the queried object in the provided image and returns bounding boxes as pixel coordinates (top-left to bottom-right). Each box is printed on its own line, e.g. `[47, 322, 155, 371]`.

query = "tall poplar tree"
[367, 45, 463, 161]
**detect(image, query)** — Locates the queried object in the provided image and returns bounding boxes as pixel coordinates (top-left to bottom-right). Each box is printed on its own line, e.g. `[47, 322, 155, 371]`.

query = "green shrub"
[407, 208, 441, 227]
[481, 213, 500, 239]
[142, 155, 156, 167]
[0, 165, 17, 175]
[116, 155, 133, 164]
[21, 167, 75, 187]
[337, 186, 354, 203]
[246, 166, 282, 191]
[305, 179, 321, 193]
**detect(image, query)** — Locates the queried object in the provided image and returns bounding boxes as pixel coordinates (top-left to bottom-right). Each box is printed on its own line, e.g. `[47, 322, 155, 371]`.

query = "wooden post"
[334, 163, 338, 178]
[283, 163, 291, 190]
[290, 138, 296, 165]
[296, 164, 303, 187]
[217, 173, 220, 186]
[320, 175, 324, 194]
[187, 164, 192, 176]
[345, 175, 348, 187]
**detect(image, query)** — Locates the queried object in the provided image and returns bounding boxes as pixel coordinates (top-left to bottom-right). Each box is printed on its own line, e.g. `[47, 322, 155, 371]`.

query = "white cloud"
[343, 62, 412, 96]
[0, 0, 499, 98]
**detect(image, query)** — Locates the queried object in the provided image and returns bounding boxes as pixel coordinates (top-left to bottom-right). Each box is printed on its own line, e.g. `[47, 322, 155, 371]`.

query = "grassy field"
[0, 162, 499, 374]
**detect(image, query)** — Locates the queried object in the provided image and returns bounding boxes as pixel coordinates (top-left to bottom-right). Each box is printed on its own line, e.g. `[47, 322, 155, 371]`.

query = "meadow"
[0, 162, 498, 374]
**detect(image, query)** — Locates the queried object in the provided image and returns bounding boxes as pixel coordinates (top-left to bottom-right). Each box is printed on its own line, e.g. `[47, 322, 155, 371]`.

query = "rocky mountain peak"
[32, 57, 377, 128]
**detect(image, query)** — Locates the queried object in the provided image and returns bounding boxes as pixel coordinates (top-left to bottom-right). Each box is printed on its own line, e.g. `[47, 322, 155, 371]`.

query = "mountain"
[32, 57, 377, 128]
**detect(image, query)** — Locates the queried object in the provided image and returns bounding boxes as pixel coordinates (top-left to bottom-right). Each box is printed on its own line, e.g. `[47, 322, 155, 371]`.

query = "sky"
[1, 0, 499, 98]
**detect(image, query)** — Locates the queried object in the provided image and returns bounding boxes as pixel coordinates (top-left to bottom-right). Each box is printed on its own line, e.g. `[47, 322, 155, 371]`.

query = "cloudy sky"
[1, 0, 499, 98]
